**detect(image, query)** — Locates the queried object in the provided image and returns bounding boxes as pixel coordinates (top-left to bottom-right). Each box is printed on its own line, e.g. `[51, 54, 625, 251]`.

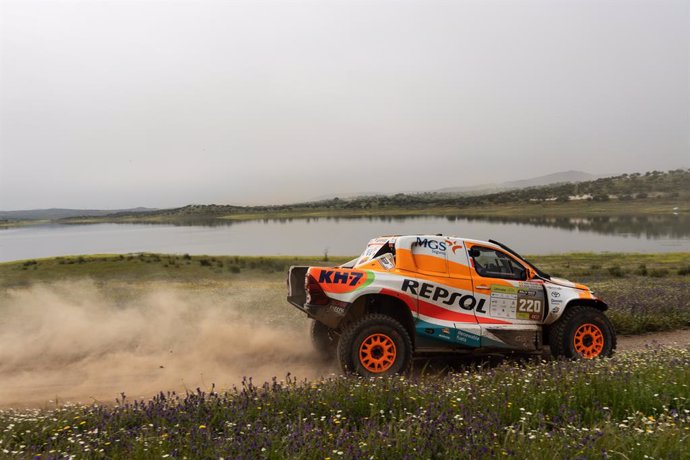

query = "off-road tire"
[549, 305, 616, 359]
[310, 319, 338, 361]
[337, 314, 412, 377]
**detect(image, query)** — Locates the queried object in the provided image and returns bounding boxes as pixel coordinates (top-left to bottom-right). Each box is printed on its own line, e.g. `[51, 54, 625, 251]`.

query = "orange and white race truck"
[287, 235, 616, 376]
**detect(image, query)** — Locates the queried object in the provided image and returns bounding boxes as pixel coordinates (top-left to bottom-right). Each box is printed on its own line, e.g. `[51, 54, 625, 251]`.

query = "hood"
[548, 277, 590, 291]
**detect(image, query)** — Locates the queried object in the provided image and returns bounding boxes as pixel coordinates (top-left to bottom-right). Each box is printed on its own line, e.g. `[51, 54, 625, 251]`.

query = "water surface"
[0, 214, 688, 262]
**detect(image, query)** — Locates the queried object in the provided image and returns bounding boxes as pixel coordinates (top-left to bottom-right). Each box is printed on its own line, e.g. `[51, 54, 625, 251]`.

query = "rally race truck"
[287, 235, 616, 376]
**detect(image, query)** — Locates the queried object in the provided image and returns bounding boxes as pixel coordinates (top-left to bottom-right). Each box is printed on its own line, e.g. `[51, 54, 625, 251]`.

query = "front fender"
[543, 284, 607, 325]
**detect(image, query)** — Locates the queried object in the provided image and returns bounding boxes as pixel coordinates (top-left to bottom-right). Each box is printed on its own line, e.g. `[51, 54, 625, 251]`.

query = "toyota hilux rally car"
[287, 235, 616, 376]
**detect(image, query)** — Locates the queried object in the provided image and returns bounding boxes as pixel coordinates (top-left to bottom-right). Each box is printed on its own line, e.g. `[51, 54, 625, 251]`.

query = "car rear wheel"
[310, 319, 338, 361]
[549, 305, 616, 359]
[337, 314, 412, 377]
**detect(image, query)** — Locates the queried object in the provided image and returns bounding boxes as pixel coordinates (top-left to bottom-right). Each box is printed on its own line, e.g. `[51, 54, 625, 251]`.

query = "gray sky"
[0, 0, 688, 210]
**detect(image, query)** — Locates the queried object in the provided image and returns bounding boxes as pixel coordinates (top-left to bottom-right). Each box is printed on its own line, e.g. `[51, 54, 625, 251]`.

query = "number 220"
[518, 299, 542, 313]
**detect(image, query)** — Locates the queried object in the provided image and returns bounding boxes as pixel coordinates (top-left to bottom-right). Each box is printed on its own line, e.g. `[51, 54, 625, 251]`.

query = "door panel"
[396, 237, 481, 349]
[465, 243, 545, 349]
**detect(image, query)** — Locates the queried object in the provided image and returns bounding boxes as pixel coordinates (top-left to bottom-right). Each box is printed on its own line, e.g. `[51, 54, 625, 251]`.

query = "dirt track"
[617, 329, 690, 350]
[0, 276, 687, 409]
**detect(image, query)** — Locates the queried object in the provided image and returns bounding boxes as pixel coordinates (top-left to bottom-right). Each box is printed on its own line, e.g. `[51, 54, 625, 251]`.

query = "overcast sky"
[0, 0, 688, 210]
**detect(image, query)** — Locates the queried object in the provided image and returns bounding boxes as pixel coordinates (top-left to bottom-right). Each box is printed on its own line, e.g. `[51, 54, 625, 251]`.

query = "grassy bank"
[1, 252, 688, 336]
[53, 198, 688, 227]
[1, 347, 689, 458]
[218, 198, 687, 221]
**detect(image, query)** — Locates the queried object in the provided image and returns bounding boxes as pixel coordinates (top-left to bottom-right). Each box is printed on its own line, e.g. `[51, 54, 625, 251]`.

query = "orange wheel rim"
[573, 323, 605, 358]
[359, 333, 397, 373]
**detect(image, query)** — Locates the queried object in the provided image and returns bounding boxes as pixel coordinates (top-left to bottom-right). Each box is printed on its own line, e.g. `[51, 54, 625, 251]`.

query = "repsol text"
[402, 279, 487, 313]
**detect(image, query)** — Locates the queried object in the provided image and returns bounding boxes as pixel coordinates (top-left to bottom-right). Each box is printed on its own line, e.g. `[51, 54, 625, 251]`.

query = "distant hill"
[432, 170, 602, 195]
[0, 207, 157, 221]
[6, 169, 688, 225]
[95, 168, 687, 222]
[314, 170, 602, 200]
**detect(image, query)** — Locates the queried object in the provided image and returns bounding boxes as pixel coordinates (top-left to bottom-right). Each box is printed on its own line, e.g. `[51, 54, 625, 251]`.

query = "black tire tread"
[310, 319, 337, 360]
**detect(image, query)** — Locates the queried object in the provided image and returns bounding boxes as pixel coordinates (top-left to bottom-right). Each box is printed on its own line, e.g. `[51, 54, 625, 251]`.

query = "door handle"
[475, 285, 490, 290]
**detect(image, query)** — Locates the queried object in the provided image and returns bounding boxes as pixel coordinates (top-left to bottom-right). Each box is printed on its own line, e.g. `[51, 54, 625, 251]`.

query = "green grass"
[1, 252, 688, 336]
[0, 253, 688, 457]
[0, 253, 349, 289]
[1, 347, 689, 458]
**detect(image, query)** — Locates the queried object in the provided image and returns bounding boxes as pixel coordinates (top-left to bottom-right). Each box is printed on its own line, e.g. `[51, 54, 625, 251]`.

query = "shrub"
[649, 268, 669, 278]
[608, 265, 625, 277]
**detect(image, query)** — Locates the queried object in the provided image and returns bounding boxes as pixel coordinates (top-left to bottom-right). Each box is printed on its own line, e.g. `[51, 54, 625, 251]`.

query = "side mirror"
[526, 268, 536, 279]
[468, 248, 481, 258]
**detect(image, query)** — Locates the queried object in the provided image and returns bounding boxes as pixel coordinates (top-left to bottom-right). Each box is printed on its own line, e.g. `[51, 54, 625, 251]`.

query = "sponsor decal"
[378, 254, 395, 271]
[489, 285, 544, 321]
[316, 269, 375, 293]
[414, 237, 463, 255]
[319, 270, 363, 286]
[455, 328, 482, 346]
[489, 285, 518, 319]
[329, 305, 346, 316]
[551, 291, 561, 298]
[401, 279, 487, 313]
[445, 239, 464, 254]
[517, 298, 543, 321]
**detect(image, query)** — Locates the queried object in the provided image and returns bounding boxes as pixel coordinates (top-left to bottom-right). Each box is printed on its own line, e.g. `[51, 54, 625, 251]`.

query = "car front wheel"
[549, 305, 616, 359]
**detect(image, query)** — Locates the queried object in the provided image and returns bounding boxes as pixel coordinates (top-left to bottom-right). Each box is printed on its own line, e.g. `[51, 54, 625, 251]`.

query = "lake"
[0, 214, 688, 262]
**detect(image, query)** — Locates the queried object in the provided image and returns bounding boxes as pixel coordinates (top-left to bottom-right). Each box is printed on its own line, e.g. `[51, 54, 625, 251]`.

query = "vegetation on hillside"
[52, 169, 689, 225]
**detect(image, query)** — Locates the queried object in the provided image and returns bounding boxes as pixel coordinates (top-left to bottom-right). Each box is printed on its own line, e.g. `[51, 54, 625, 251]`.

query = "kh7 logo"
[415, 238, 464, 254]
[319, 270, 363, 286]
[316, 269, 375, 293]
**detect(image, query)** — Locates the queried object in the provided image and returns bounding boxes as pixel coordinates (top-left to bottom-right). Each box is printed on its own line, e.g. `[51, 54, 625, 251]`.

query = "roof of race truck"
[368, 234, 503, 248]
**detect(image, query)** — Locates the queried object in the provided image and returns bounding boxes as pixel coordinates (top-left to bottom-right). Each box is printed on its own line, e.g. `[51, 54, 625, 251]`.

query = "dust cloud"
[0, 281, 336, 407]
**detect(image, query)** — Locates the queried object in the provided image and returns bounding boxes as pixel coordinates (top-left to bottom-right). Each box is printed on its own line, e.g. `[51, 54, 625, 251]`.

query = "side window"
[470, 246, 526, 280]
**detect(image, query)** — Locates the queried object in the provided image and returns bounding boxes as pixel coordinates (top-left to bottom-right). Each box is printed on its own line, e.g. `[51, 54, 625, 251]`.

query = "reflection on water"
[98, 214, 690, 239]
[453, 214, 690, 239]
[249, 214, 690, 239]
[0, 214, 687, 262]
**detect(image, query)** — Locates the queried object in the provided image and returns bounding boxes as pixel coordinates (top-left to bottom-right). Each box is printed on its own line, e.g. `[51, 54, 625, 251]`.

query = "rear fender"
[340, 293, 417, 347]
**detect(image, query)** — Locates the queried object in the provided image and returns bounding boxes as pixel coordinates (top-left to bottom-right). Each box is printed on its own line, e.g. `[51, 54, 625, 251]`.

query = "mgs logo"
[415, 238, 464, 254]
